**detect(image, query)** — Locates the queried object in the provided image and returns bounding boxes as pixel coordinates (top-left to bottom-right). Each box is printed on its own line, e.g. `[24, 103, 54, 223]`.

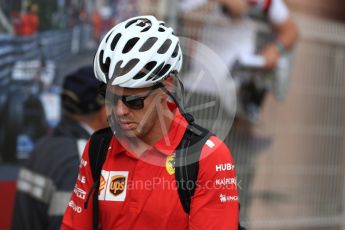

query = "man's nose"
[114, 99, 130, 116]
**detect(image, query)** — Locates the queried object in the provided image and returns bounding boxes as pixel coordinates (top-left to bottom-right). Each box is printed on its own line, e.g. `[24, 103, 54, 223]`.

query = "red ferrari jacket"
[61, 109, 238, 230]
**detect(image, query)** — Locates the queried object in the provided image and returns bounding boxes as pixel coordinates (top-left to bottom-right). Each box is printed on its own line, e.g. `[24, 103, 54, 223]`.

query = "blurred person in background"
[91, 8, 102, 42]
[179, 0, 298, 221]
[179, 0, 298, 72]
[216, 0, 299, 220]
[11, 66, 108, 230]
[218, 0, 298, 70]
[92, 5, 116, 43]
[99, 5, 116, 38]
[29, 4, 39, 33]
[11, 11, 22, 35]
[13, 3, 39, 36]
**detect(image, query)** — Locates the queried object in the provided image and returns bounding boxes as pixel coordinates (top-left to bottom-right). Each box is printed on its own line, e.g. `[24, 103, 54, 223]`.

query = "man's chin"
[119, 129, 140, 138]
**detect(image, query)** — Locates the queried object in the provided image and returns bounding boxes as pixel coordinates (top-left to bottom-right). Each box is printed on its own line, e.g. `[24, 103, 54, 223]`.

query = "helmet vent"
[133, 61, 157, 80]
[146, 62, 164, 81]
[171, 44, 179, 57]
[139, 37, 158, 52]
[111, 33, 121, 51]
[125, 19, 140, 28]
[154, 64, 171, 80]
[141, 26, 151, 32]
[123, 37, 140, 54]
[114, 59, 140, 77]
[157, 39, 172, 54]
[105, 31, 113, 43]
[133, 70, 146, 80]
[138, 19, 152, 32]
[158, 27, 165, 32]
[137, 19, 151, 27]
[99, 50, 111, 76]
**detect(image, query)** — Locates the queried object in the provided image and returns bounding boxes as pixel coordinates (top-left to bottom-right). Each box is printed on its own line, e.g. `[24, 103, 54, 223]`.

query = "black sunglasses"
[105, 87, 158, 110]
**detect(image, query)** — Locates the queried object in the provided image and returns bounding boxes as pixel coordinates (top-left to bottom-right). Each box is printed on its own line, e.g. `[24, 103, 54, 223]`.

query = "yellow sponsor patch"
[99, 175, 106, 192]
[165, 154, 175, 175]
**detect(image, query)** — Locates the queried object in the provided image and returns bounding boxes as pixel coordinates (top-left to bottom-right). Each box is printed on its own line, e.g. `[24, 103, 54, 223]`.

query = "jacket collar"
[53, 116, 91, 139]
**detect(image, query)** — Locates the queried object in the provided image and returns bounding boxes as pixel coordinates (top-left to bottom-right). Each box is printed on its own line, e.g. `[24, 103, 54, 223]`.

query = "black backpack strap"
[88, 127, 113, 180]
[85, 127, 113, 230]
[175, 123, 212, 214]
[175, 123, 246, 230]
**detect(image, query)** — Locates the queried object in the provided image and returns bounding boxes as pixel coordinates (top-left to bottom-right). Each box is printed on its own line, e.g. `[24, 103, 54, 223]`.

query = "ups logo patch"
[109, 175, 126, 196]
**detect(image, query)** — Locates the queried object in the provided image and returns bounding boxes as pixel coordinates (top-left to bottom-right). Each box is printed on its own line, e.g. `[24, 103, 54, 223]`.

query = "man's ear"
[162, 75, 175, 92]
[158, 76, 174, 101]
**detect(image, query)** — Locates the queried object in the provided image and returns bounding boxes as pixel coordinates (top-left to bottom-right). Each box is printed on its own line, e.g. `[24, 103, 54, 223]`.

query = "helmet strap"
[155, 79, 195, 124]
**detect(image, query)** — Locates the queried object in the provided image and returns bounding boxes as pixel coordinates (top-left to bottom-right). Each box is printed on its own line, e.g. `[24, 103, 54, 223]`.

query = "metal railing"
[0, 24, 93, 86]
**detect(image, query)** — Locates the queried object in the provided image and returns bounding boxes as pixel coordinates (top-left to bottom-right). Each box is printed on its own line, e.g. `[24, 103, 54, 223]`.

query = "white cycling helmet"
[94, 15, 183, 88]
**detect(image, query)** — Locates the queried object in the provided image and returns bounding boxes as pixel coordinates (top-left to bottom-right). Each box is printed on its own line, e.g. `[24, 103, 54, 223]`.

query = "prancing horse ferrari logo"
[166, 154, 176, 175]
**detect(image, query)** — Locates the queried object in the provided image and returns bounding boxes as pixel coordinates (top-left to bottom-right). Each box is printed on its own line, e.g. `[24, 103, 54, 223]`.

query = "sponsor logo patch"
[109, 175, 126, 196]
[77, 173, 86, 184]
[205, 140, 215, 148]
[219, 194, 238, 203]
[165, 154, 175, 175]
[99, 175, 106, 193]
[215, 177, 237, 186]
[69, 200, 82, 213]
[73, 186, 86, 200]
[98, 170, 128, 202]
[79, 158, 87, 168]
[215, 163, 235, 172]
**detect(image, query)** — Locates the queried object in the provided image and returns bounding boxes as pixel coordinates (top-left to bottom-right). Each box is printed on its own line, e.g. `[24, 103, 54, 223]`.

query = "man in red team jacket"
[61, 15, 239, 230]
